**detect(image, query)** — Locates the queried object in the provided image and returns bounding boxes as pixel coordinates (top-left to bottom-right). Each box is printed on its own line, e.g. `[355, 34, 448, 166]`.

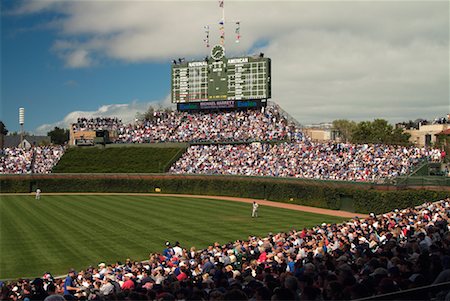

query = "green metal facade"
[172, 56, 271, 103]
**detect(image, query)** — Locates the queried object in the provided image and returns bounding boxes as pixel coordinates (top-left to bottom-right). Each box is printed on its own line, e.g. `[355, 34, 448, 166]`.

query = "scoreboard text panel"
[171, 57, 271, 103]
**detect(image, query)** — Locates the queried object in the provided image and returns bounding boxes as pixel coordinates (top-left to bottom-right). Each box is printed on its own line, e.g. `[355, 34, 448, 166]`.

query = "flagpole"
[221, 0, 225, 45]
[222, 1, 225, 24]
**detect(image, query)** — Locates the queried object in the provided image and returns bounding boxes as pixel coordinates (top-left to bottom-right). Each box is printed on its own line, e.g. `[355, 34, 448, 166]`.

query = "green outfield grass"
[0, 195, 346, 279]
[52, 146, 185, 173]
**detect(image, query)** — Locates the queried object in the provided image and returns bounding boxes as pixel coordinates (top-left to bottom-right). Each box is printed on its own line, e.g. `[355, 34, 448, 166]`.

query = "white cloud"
[63, 80, 79, 87]
[65, 49, 93, 68]
[35, 96, 173, 135]
[12, 0, 450, 124]
[6, 0, 62, 15]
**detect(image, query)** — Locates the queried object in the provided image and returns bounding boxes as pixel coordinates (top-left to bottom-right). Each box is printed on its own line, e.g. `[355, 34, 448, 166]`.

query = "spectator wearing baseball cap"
[121, 273, 135, 291]
[63, 269, 78, 296]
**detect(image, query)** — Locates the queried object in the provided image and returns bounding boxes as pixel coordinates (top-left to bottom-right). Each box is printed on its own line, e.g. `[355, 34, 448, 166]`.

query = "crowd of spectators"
[0, 146, 65, 174]
[116, 111, 184, 143]
[115, 106, 297, 143]
[72, 118, 122, 132]
[170, 143, 443, 182]
[32, 146, 66, 174]
[0, 147, 33, 174]
[69, 105, 300, 144]
[2, 198, 450, 300]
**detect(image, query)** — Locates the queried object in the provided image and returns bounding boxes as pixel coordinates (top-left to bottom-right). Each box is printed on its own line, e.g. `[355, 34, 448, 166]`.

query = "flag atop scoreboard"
[171, 45, 271, 111]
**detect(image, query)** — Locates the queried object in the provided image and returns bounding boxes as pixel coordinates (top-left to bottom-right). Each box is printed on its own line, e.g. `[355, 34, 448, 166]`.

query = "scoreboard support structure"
[172, 45, 271, 111]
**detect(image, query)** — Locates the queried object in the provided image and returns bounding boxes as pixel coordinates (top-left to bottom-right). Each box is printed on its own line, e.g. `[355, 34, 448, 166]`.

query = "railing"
[267, 100, 303, 128]
[394, 175, 450, 187]
[355, 280, 450, 301]
[408, 158, 432, 177]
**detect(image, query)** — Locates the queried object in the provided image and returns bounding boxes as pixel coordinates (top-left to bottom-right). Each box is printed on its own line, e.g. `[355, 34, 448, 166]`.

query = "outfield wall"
[1, 174, 449, 214]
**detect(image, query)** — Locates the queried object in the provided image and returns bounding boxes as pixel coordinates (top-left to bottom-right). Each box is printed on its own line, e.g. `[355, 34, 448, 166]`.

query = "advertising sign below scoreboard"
[171, 53, 271, 104]
[177, 100, 265, 111]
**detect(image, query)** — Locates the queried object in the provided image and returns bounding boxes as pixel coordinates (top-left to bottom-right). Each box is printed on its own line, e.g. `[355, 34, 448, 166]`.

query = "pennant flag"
[235, 21, 241, 43]
[219, 0, 224, 8]
[204, 25, 210, 48]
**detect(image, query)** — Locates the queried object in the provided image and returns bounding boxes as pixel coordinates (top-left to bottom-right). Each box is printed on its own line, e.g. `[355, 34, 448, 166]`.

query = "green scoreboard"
[171, 45, 271, 110]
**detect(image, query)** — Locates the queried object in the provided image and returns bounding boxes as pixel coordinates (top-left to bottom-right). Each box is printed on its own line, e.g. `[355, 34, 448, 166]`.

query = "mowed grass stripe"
[104, 195, 243, 243]
[1, 198, 83, 277]
[45, 197, 131, 256]
[71, 195, 203, 249]
[105, 196, 225, 248]
[130, 196, 265, 245]
[11, 197, 100, 273]
[54, 195, 202, 264]
[0, 198, 39, 269]
[48, 196, 155, 263]
[0, 195, 345, 279]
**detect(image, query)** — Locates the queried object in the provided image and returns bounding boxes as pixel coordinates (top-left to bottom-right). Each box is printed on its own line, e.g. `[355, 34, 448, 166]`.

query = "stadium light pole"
[19, 107, 25, 148]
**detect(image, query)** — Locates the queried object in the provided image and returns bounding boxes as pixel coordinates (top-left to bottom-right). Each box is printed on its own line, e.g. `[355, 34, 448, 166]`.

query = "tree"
[352, 119, 410, 145]
[8, 131, 30, 136]
[135, 105, 155, 121]
[0, 121, 7, 149]
[0, 121, 8, 136]
[389, 127, 411, 145]
[47, 127, 70, 145]
[136, 105, 174, 122]
[332, 119, 357, 142]
[351, 121, 373, 144]
[143, 105, 155, 121]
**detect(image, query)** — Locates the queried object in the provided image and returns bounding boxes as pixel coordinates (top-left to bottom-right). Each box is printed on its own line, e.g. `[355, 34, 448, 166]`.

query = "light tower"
[19, 107, 25, 148]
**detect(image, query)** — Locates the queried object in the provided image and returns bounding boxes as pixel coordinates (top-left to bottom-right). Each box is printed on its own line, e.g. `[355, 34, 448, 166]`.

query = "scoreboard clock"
[211, 44, 225, 60]
[171, 45, 271, 106]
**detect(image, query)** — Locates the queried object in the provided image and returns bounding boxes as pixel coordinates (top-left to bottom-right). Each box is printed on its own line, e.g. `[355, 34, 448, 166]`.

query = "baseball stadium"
[1, 1, 450, 300]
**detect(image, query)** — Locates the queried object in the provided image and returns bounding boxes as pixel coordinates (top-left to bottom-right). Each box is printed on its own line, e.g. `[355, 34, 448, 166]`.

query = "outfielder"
[252, 201, 259, 218]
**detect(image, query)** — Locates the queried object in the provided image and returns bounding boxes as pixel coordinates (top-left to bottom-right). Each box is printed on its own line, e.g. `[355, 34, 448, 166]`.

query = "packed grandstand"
[0, 103, 444, 181]
[2, 198, 450, 300]
[73, 105, 298, 143]
[169, 143, 441, 182]
[0, 146, 64, 174]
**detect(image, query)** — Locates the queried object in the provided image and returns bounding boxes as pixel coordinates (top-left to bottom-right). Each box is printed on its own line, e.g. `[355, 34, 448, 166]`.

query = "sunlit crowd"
[170, 142, 442, 182]
[115, 106, 294, 143]
[0, 146, 65, 174]
[72, 117, 122, 133]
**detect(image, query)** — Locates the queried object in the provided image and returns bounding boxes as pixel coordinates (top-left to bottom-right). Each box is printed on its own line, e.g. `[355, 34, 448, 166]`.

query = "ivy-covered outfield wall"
[1, 174, 448, 214]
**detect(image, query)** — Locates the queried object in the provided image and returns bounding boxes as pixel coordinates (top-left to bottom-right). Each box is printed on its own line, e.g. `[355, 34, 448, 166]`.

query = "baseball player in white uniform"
[252, 201, 259, 218]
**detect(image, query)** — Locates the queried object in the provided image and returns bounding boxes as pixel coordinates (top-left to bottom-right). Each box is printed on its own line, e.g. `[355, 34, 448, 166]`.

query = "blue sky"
[2, 1, 171, 134]
[1, 1, 448, 134]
